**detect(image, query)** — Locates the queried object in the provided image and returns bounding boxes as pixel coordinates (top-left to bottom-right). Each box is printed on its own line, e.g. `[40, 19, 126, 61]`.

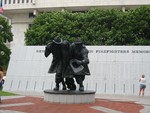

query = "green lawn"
[0, 90, 17, 96]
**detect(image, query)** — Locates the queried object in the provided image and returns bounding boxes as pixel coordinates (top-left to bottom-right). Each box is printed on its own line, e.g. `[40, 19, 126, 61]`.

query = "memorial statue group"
[44, 36, 90, 91]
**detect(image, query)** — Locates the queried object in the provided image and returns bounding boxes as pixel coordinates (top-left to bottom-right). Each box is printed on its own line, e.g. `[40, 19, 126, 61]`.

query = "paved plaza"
[0, 92, 150, 113]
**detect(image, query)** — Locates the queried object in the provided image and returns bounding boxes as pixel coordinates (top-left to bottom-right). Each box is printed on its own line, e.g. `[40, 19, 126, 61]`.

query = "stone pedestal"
[44, 90, 95, 104]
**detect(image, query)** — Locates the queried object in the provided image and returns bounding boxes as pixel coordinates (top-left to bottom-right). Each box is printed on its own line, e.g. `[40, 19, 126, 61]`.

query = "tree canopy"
[0, 16, 13, 70]
[25, 6, 150, 45]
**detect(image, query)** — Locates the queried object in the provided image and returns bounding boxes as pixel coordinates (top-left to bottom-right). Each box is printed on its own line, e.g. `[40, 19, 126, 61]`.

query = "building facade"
[1, 0, 150, 48]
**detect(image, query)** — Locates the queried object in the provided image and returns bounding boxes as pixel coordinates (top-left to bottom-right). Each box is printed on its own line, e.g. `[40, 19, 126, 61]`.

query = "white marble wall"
[3, 46, 150, 96]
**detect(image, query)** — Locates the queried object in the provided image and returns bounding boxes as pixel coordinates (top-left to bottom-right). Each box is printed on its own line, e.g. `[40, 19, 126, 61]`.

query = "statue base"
[44, 90, 95, 104]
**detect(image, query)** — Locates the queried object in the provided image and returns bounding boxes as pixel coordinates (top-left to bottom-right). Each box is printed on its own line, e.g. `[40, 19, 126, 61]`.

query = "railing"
[3, 0, 35, 4]
[2, 0, 36, 10]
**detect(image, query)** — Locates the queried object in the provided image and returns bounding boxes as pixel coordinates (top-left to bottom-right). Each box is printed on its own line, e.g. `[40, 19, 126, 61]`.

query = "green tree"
[0, 16, 13, 70]
[84, 9, 122, 45]
[128, 6, 150, 45]
[25, 6, 150, 45]
[25, 11, 83, 45]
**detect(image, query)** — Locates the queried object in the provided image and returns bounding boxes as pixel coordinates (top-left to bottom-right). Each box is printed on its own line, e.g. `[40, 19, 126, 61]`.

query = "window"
[17, 0, 20, 3]
[4, 0, 7, 4]
[72, 11, 86, 13]
[9, 0, 11, 4]
[29, 12, 35, 18]
[13, 0, 15, 4]
[28, 24, 32, 28]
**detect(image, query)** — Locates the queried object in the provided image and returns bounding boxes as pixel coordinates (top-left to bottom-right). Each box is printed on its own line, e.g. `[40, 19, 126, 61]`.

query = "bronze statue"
[70, 37, 90, 91]
[61, 40, 76, 90]
[45, 37, 90, 91]
[44, 36, 66, 90]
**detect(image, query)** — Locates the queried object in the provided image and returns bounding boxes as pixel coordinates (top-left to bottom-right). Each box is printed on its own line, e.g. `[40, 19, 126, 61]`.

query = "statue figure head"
[53, 36, 62, 44]
[73, 37, 83, 50]
[74, 37, 82, 45]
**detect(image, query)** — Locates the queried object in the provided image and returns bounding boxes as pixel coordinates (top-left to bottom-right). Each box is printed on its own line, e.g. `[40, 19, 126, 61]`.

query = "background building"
[1, 0, 150, 48]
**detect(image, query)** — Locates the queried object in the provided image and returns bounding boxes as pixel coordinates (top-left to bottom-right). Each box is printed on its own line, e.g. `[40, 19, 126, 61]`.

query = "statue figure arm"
[75, 48, 89, 65]
[81, 49, 89, 65]
[44, 43, 52, 57]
